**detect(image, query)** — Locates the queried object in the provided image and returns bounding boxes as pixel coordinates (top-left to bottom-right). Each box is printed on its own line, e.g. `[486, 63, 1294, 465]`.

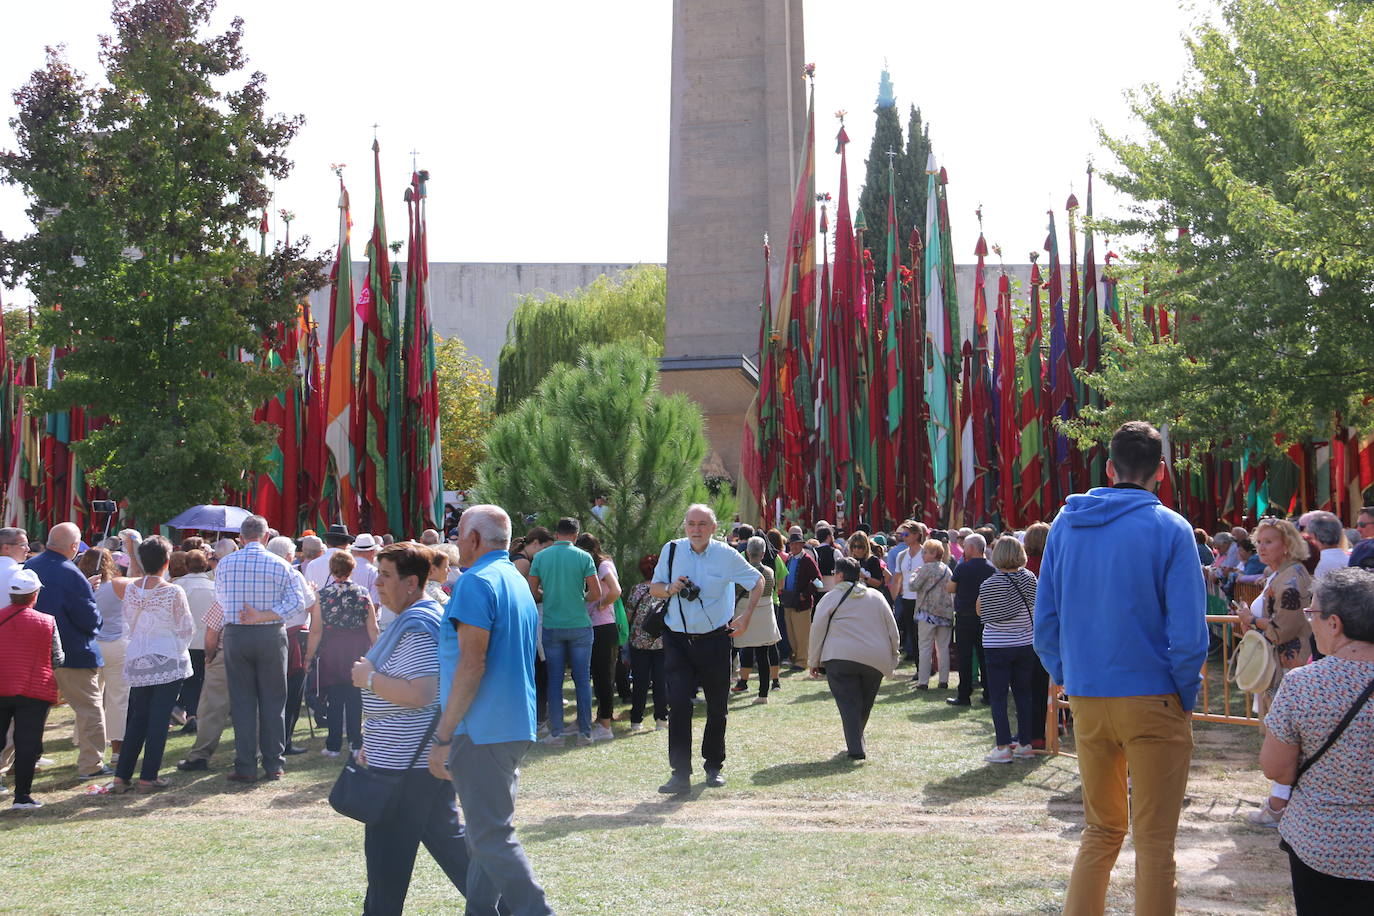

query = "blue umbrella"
[164, 505, 253, 533]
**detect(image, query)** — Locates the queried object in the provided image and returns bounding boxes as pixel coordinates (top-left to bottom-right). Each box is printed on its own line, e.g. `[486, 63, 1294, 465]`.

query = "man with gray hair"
[946, 532, 993, 708]
[428, 504, 552, 914]
[297, 534, 324, 572]
[649, 503, 764, 794]
[214, 514, 309, 783]
[1307, 511, 1350, 580]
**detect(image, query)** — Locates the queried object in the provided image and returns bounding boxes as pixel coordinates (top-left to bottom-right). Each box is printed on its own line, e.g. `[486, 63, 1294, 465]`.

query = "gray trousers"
[185, 650, 229, 763]
[448, 735, 552, 916]
[223, 624, 287, 777]
[825, 659, 884, 757]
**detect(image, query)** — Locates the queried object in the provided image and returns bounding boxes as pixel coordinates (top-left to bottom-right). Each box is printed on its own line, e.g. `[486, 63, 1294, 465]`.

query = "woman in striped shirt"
[976, 536, 1039, 764]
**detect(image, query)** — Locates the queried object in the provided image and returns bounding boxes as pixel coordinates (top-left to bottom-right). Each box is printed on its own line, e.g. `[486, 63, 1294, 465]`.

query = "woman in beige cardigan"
[809, 557, 901, 760]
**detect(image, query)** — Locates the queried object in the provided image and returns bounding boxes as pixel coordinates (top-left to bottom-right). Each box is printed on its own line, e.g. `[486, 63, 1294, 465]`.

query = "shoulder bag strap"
[668, 540, 687, 632]
[406, 709, 443, 770]
[1006, 572, 1034, 622]
[0, 608, 24, 630]
[1293, 674, 1374, 787]
[814, 584, 859, 664]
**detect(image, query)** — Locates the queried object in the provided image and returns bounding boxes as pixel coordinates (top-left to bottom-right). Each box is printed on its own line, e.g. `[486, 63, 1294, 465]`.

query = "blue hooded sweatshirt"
[1033, 486, 1209, 710]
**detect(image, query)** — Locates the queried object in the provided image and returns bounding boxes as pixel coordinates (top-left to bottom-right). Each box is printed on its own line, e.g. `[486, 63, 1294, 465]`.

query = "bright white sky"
[1, 0, 1208, 307]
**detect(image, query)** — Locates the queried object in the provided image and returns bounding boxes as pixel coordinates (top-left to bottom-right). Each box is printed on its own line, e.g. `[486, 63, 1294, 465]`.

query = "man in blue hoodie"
[1034, 421, 1208, 916]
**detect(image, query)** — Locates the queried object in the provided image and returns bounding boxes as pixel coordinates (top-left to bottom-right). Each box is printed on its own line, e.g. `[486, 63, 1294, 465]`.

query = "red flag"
[995, 271, 1018, 527]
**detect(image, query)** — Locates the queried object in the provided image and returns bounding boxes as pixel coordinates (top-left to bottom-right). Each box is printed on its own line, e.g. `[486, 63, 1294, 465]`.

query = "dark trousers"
[953, 612, 986, 701]
[1284, 840, 1374, 916]
[223, 623, 288, 777]
[984, 644, 1037, 747]
[364, 767, 473, 915]
[627, 646, 667, 724]
[663, 629, 732, 777]
[738, 644, 779, 697]
[825, 659, 883, 757]
[325, 683, 362, 752]
[533, 656, 547, 725]
[897, 598, 918, 658]
[773, 604, 791, 660]
[590, 622, 619, 721]
[176, 648, 206, 716]
[0, 695, 51, 798]
[284, 669, 306, 747]
[117, 679, 183, 782]
[1030, 653, 1050, 746]
[449, 735, 551, 916]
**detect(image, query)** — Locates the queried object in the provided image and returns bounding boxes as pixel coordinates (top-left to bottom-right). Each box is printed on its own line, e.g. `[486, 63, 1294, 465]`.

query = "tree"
[1077, 0, 1374, 459]
[494, 265, 665, 412]
[857, 71, 933, 287]
[434, 335, 493, 492]
[477, 342, 734, 580]
[0, 0, 326, 524]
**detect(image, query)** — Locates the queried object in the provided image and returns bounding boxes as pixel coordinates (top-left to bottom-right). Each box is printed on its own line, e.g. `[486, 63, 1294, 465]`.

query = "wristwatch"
[432, 734, 452, 747]
[366, 672, 375, 692]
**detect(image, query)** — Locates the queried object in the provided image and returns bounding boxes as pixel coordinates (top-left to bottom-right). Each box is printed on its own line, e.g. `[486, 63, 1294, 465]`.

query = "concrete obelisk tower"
[661, 0, 807, 483]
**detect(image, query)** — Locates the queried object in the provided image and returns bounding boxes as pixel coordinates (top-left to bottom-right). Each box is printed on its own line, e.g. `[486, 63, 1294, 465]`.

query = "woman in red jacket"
[0, 569, 63, 810]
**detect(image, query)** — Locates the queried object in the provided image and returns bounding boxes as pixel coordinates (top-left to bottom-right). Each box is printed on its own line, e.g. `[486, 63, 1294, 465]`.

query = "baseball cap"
[7, 568, 41, 595]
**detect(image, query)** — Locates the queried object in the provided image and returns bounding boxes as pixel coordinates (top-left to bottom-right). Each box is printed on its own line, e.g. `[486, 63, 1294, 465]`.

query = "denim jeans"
[541, 626, 593, 738]
[984, 644, 1037, 747]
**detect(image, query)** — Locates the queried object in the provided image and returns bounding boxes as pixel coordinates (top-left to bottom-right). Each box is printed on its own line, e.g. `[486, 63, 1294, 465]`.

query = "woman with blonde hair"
[908, 539, 954, 690]
[976, 536, 1039, 763]
[846, 531, 889, 594]
[1236, 516, 1314, 826]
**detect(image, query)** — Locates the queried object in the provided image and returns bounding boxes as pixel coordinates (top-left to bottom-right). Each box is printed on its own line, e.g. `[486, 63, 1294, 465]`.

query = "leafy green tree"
[434, 335, 494, 491]
[477, 342, 733, 579]
[1075, 0, 1374, 459]
[0, 0, 326, 524]
[494, 265, 665, 412]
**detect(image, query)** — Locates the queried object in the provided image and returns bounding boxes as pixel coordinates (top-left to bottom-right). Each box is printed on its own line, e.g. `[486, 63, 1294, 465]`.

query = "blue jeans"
[985, 644, 1037, 747]
[542, 626, 593, 738]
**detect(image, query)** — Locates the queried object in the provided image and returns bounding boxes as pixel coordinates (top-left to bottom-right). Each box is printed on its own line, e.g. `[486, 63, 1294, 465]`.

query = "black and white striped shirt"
[976, 569, 1037, 649]
[361, 631, 440, 770]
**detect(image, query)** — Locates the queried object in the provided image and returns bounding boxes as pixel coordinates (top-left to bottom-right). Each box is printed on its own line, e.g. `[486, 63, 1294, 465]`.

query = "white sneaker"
[320, 749, 340, 758]
[576, 734, 594, 747]
[984, 746, 1014, 764]
[34, 757, 55, 769]
[1247, 803, 1283, 827]
[1012, 743, 1036, 759]
[589, 724, 614, 741]
[539, 734, 565, 747]
[655, 718, 668, 731]
[629, 722, 647, 733]
[10, 798, 42, 810]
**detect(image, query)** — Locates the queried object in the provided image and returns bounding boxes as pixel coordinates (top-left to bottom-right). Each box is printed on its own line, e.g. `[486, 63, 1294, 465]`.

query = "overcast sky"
[1, 0, 1208, 307]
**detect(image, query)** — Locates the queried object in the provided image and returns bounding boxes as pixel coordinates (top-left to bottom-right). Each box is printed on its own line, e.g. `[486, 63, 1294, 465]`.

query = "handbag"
[642, 541, 676, 639]
[1230, 628, 1279, 694]
[613, 596, 630, 645]
[328, 709, 440, 824]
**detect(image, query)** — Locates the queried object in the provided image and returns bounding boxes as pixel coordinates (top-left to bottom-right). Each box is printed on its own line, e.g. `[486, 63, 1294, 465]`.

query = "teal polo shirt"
[529, 540, 596, 629]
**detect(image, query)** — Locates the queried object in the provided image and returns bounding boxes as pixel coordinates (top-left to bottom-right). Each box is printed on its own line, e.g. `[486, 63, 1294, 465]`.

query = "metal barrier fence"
[1044, 589, 1266, 756]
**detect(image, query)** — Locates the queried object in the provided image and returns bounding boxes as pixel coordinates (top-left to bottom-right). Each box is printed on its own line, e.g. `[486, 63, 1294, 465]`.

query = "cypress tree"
[857, 72, 934, 285]
[902, 105, 933, 247]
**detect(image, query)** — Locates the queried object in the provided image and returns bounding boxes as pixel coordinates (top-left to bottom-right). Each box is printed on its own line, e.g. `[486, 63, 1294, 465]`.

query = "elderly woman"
[1261, 567, 1374, 913]
[307, 550, 378, 758]
[909, 539, 955, 690]
[113, 536, 194, 793]
[809, 557, 901, 760]
[350, 543, 473, 912]
[732, 536, 780, 704]
[976, 536, 1040, 763]
[623, 555, 668, 731]
[0, 570, 63, 809]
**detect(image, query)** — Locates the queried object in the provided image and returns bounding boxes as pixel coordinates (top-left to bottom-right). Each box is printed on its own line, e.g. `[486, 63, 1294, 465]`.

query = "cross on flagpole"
[886, 147, 897, 165]
[410, 148, 420, 169]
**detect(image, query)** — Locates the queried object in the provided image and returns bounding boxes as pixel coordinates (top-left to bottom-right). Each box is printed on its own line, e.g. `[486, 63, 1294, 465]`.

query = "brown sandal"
[109, 779, 135, 795]
[136, 777, 171, 792]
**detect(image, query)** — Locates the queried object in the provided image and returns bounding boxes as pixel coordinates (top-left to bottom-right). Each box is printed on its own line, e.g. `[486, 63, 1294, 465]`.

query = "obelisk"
[662, 0, 807, 483]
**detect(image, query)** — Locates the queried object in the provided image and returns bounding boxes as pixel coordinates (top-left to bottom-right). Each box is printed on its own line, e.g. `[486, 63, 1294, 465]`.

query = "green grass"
[0, 665, 1294, 915]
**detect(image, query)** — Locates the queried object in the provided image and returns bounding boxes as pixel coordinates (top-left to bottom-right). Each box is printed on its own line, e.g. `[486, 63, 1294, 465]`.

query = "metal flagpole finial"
[886, 147, 898, 165]
[410, 148, 420, 170]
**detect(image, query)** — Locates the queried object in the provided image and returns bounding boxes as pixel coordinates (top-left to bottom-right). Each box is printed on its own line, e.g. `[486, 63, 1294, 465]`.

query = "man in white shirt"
[350, 534, 380, 605]
[304, 525, 353, 589]
[1307, 511, 1350, 580]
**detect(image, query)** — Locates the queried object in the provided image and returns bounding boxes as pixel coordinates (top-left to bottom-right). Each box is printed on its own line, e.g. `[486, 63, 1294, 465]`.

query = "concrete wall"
[308, 262, 646, 378]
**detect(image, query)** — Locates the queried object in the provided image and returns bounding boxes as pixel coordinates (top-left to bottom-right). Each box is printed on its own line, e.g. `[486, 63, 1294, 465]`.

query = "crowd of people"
[1, 421, 1372, 914]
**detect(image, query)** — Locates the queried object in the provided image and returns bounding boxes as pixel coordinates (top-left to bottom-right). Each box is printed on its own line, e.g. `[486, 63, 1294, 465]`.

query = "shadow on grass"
[520, 797, 686, 840]
[749, 753, 859, 786]
[920, 755, 1051, 807]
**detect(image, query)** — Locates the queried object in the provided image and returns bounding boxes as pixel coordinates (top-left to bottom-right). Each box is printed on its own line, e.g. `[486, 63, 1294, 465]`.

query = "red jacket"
[0, 605, 60, 704]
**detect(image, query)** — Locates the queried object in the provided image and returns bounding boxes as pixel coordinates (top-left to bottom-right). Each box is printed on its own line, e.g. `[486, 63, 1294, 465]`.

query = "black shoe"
[946, 697, 972, 707]
[730, 680, 748, 694]
[771, 679, 781, 690]
[658, 774, 690, 795]
[915, 684, 929, 691]
[176, 758, 208, 772]
[981, 694, 991, 706]
[79, 765, 115, 780]
[937, 683, 949, 689]
[847, 751, 867, 760]
[704, 769, 726, 788]
[283, 745, 308, 756]
[180, 718, 197, 734]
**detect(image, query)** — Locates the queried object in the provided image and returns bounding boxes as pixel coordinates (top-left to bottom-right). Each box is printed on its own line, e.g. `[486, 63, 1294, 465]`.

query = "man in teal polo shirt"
[527, 517, 601, 745]
[429, 505, 552, 916]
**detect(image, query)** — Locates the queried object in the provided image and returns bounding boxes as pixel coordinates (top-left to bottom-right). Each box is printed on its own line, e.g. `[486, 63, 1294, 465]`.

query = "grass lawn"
[1, 662, 1295, 915]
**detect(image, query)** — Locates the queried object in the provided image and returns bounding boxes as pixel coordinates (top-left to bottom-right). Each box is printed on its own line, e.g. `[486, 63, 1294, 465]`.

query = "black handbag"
[328, 710, 440, 824]
[642, 541, 677, 639]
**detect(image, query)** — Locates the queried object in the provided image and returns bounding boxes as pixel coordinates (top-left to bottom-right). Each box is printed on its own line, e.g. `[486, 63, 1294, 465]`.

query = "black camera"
[92, 500, 118, 514]
[678, 578, 701, 602]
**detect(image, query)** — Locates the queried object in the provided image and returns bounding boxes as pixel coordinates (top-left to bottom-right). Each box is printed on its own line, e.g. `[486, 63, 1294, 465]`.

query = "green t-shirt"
[529, 541, 597, 629]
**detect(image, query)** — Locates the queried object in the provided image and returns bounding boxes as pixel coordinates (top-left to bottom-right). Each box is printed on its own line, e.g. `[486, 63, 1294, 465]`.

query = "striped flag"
[1019, 257, 1046, 522]
[403, 169, 443, 534]
[994, 269, 1018, 527]
[1046, 212, 1073, 506]
[323, 174, 358, 529]
[354, 140, 398, 535]
[923, 154, 957, 519]
[1082, 168, 1105, 488]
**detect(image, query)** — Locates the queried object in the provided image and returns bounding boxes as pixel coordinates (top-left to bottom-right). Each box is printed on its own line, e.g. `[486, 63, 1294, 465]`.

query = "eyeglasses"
[1304, 610, 1329, 622]
[1358, 520, 1374, 529]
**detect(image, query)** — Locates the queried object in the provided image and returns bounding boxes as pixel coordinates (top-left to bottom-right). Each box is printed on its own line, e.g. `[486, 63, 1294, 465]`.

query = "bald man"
[26, 522, 111, 777]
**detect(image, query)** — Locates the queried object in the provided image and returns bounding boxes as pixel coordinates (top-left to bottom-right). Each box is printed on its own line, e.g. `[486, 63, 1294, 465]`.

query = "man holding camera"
[650, 504, 764, 795]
